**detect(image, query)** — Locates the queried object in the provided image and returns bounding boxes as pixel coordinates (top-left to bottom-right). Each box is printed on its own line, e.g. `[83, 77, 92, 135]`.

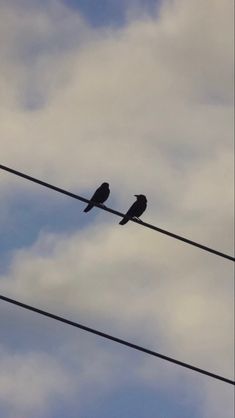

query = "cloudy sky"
[0, 0, 234, 417]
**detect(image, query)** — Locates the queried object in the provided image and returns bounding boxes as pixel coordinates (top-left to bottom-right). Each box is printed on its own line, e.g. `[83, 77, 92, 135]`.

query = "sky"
[0, 0, 234, 417]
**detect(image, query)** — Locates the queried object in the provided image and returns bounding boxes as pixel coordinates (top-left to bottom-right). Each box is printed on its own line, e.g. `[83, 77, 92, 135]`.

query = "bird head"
[102, 182, 109, 187]
[134, 194, 147, 201]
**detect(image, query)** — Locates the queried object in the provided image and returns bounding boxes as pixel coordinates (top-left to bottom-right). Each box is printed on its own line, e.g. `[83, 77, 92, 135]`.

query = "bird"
[119, 194, 147, 225]
[84, 182, 110, 213]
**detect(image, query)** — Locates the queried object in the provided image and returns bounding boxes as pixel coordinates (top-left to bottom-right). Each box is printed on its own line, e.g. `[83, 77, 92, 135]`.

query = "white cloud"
[1, 222, 233, 414]
[0, 339, 136, 418]
[0, 0, 233, 416]
[0, 346, 70, 417]
[0, 0, 233, 192]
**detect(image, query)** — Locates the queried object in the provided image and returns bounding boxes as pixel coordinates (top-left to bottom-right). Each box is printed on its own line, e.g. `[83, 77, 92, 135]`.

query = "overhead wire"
[0, 294, 234, 385]
[0, 164, 234, 262]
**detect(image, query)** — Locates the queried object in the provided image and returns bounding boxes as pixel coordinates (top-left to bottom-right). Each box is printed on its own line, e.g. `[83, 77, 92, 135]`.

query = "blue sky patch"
[63, 0, 160, 27]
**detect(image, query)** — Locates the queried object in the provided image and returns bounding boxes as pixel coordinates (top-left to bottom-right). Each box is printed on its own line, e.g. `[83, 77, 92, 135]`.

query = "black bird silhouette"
[119, 194, 147, 225]
[84, 182, 110, 213]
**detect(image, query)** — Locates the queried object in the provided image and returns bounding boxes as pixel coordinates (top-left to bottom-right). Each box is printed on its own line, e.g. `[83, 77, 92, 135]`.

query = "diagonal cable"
[0, 164, 234, 262]
[0, 294, 234, 385]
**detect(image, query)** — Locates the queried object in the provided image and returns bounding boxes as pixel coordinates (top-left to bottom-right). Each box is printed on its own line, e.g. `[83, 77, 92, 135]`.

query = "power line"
[0, 294, 234, 385]
[0, 164, 234, 262]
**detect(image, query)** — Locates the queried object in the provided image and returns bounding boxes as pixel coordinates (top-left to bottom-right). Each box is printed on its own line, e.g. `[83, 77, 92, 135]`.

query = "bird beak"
[134, 194, 138, 197]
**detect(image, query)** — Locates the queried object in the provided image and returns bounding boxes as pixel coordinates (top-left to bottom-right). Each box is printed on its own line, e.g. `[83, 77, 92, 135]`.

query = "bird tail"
[84, 203, 93, 213]
[119, 217, 129, 225]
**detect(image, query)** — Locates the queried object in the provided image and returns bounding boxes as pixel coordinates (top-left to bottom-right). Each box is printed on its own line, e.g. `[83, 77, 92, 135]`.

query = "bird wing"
[125, 201, 139, 218]
[90, 186, 102, 202]
[134, 202, 147, 218]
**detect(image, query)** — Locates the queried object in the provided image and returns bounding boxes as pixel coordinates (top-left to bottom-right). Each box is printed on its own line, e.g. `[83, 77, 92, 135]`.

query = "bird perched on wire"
[84, 182, 110, 213]
[119, 194, 147, 225]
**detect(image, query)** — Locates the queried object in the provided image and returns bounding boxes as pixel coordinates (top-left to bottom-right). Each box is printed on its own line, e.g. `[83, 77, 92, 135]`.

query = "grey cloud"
[0, 0, 233, 416]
